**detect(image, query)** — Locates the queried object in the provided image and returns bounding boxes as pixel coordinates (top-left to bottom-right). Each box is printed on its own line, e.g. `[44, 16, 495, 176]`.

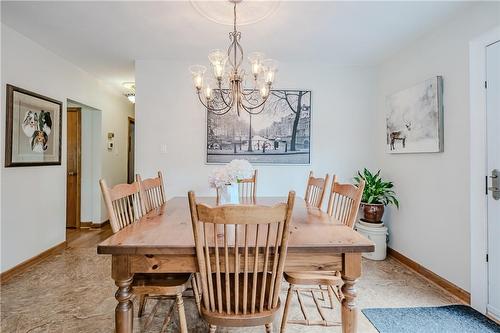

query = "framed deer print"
[386, 76, 443, 153]
[5, 84, 62, 167]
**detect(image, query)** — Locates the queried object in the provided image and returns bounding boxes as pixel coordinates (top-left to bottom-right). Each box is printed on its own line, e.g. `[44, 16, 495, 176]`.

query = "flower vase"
[219, 183, 239, 204]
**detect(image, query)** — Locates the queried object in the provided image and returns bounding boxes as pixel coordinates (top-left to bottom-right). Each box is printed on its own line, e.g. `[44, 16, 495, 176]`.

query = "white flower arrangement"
[209, 159, 254, 189]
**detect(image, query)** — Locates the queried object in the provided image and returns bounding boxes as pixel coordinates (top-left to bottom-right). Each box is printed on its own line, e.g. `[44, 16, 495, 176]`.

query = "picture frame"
[386, 76, 444, 154]
[206, 89, 312, 165]
[5, 84, 63, 167]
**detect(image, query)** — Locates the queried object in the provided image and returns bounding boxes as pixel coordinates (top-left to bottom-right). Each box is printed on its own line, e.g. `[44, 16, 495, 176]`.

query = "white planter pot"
[355, 220, 388, 260]
[219, 183, 239, 205]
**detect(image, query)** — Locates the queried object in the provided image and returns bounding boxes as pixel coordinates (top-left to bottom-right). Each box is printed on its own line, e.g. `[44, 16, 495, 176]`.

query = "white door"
[487, 40, 500, 321]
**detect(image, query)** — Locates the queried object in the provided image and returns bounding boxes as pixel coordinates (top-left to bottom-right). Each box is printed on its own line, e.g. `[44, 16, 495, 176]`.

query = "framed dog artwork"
[5, 84, 62, 167]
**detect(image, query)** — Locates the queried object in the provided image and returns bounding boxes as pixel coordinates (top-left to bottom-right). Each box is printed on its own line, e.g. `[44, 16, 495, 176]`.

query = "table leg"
[341, 253, 361, 333]
[112, 255, 133, 333]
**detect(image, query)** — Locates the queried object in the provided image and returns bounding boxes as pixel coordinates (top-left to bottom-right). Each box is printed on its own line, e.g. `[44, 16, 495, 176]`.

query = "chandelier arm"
[240, 85, 259, 97]
[240, 93, 271, 111]
[217, 84, 234, 108]
[197, 91, 233, 113]
[240, 101, 267, 115]
[241, 93, 264, 107]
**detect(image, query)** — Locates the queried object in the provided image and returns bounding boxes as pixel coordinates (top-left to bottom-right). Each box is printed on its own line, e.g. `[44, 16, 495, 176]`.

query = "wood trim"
[387, 247, 470, 304]
[0, 241, 67, 284]
[127, 117, 135, 184]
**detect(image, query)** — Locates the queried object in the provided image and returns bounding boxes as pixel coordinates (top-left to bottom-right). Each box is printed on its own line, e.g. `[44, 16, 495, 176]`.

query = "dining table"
[97, 196, 375, 333]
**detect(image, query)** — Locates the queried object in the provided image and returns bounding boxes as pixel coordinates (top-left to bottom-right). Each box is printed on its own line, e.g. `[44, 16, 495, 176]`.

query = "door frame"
[127, 116, 135, 184]
[469, 26, 500, 314]
[66, 107, 81, 229]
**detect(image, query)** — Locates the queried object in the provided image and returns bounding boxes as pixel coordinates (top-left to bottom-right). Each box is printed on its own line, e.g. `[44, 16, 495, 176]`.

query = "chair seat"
[284, 271, 342, 286]
[132, 273, 191, 295]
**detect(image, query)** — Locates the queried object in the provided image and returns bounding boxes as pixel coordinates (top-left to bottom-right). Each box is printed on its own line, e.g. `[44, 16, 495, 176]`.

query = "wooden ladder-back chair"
[99, 179, 146, 233]
[136, 171, 166, 212]
[188, 190, 296, 333]
[280, 176, 365, 332]
[216, 169, 258, 205]
[304, 171, 329, 209]
[100, 179, 198, 333]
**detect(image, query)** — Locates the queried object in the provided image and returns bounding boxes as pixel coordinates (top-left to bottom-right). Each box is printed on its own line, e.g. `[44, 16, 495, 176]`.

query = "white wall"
[135, 59, 378, 202]
[375, 2, 500, 292]
[0, 24, 134, 272]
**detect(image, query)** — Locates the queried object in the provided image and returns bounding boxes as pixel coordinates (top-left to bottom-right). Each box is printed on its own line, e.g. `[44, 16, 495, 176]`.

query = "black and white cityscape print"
[207, 89, 311, 164]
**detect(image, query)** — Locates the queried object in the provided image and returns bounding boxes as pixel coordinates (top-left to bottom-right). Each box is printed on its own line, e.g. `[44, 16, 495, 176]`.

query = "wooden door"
[127, 117, 135, 184]
[66, 107, 81, 228]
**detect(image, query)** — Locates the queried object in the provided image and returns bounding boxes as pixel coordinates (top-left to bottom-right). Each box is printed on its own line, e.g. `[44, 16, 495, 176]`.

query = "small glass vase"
[219, 183, 239, 205]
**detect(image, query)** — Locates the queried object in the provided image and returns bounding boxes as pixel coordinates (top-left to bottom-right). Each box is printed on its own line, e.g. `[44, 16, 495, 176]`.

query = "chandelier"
[189, 0, 277, 116]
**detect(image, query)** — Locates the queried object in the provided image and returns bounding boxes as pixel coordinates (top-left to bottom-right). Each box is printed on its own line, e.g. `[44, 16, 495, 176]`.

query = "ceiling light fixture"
[123, 82, 136, 104]
[189, 0, 277, 116]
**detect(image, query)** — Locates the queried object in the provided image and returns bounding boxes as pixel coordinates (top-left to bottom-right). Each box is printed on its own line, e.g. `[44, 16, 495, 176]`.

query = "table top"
[97, 197, 374, 255]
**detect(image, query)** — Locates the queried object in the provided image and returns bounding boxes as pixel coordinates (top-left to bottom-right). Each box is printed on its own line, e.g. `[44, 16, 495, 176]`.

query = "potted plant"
[354, 168, 399, 223]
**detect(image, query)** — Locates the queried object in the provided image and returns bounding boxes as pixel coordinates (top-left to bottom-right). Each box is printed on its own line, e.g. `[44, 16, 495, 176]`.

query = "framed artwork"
[207, 89, 311, 164]
[386, 76, 444, 153]
[5, 84, 62, 167]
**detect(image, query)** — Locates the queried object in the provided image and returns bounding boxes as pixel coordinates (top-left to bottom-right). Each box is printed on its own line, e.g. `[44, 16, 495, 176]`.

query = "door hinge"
[485, 81, 488, 89]
[486, 254, 489, 263]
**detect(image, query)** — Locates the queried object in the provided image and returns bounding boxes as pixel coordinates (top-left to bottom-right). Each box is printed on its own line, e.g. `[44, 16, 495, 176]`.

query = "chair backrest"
[99, 179, 146, 233]
[216, 169, 258, 204]
[327, 175, 365, 228]
[136, 171, 166, 212]
[188, 190, 295, 317]
[304, 171, 330, 209]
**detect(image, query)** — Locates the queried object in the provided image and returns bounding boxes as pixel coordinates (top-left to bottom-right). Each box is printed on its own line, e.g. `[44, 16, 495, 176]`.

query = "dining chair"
[280, 176, 365, 332]
[188, 190, 296, 333]
[304, 171, 329, 209]
[136, 171, 204, 316]
[216, 169, 258, 205]
[136, 171, 166, 212]
[100, 179, 197, 333]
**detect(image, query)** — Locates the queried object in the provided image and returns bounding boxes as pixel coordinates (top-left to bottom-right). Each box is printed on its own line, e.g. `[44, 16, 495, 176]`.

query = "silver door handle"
[68, 171, 77, 176]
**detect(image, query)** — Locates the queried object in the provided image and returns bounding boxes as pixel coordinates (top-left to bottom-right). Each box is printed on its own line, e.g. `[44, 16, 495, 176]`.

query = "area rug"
[362, 304, 500, 333]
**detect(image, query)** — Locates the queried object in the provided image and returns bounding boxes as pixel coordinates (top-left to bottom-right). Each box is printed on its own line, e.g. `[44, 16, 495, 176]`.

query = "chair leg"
[191, 276, 201, 315]
[209, 324, 217, 333]
[265, 323, 273, 333]
[160, 302, 176, 333]
[176, 293, 188, 333]
[138, 294, 147, 317]
[143, 299, 162, 331]
[280, 284, 294, 333]
[327, 286, 336, 309]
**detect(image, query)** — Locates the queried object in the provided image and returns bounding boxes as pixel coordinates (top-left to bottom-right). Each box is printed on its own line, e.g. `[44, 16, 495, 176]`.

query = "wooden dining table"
[97, 196, 374, 333]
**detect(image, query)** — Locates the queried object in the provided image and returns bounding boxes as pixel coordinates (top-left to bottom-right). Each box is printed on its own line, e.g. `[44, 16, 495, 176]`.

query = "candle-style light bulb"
[189, 65, 207, 91]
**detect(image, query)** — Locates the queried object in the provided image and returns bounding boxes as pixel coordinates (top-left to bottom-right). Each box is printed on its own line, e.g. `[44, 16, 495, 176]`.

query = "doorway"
[66, 107, 81, 228]
[127, 117, 135, 184]
[486, 40, 500, 321]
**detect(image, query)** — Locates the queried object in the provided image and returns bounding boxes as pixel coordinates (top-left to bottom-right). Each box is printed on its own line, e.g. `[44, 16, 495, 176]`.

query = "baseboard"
[80, 220, 109, 228]
[0, 241, 67, 284]
[387, 247, 470, 304]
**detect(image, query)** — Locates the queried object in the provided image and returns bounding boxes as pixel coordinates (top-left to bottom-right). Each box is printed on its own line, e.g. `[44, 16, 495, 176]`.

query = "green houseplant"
[354, 168, 399, 223]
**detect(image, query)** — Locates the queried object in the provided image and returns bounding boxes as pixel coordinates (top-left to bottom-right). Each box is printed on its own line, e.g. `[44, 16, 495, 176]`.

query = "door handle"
[68, 171, 77, 176]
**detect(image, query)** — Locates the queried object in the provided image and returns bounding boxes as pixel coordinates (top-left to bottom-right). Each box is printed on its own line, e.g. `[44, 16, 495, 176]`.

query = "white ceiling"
[1, 1, 473, 91]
